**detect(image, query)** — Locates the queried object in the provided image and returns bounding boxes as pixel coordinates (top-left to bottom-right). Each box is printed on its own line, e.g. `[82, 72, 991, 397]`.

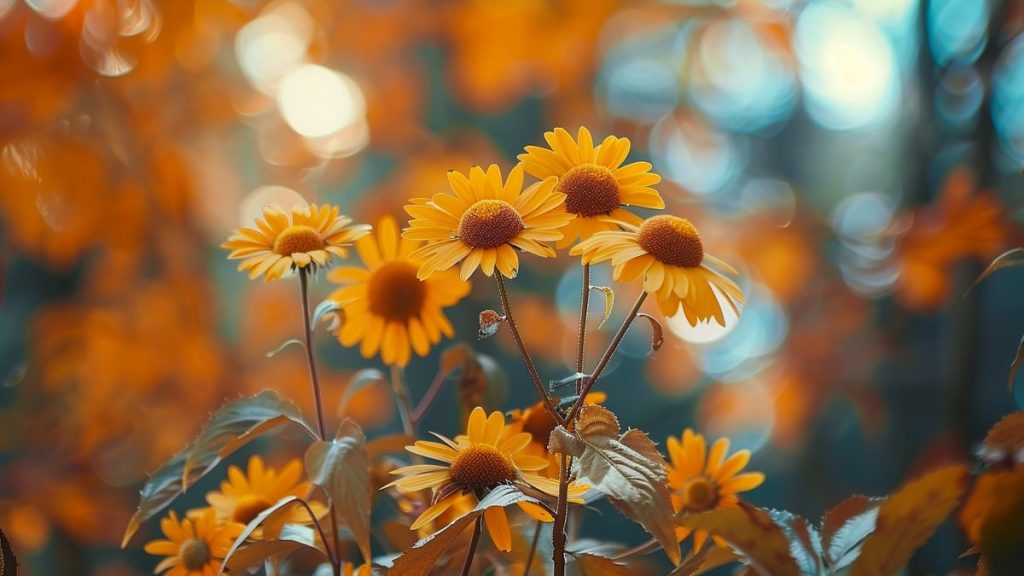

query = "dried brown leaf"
[850, 465, 969, 576]
[636, 313, 665, 353]
[820, 495, 880, 569]
[306, 419, 371, 566]
[590, 285, 615, 329]
[548, 425, 584, 457]
[572, 405, 681, 566]
[675, 504, 799, 576]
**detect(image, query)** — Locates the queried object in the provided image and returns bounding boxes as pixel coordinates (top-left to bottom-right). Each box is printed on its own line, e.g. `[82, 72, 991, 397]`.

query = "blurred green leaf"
[306, 419, 371, 566]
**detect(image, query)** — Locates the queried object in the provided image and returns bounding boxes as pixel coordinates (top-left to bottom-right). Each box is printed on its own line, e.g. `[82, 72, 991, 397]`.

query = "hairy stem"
[551, 456, 571, 576]
[297, 268, 341, 576]
[494, 274, 563, 424]
[460, 516, 484, 576]
[576, 264, 591, 395]
[564, 293, 648, 424]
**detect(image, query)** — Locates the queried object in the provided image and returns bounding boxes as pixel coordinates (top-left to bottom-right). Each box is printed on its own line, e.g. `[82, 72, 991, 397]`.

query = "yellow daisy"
[205, 455, 325, 527]
[385, 407, 589, 552]
[570, 214, 744, 325]
[666, 428, 764, 552]
[222, 203, 371, 281]
[507, 392, 606, 478]
[517, 127, 665, 248]
[403, 164, 573, 280]
[143, 509, 242, 576]
[328, 215, 471, 367]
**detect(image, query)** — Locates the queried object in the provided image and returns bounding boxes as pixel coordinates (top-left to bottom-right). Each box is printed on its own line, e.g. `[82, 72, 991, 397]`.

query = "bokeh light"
[277, 64, 366, 139]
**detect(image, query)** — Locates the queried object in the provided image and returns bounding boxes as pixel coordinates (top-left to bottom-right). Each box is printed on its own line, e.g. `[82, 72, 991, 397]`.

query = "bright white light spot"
[851, 0, 915, 23]
[277, 64, 366, 139]
[797, 3, 899, 130]
[235, 3, 313, 94]
[667, 287, 742, 345]
[26, 0, 77, 19]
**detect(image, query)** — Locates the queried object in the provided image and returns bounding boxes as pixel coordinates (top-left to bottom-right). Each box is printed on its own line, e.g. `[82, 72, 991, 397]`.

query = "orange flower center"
[273, 225, 325, 255]
[558, 163, 620, 217]
[637, 215, 703, 268]
[449, 444, 518, 491]
[680, 476, 718, 512]
[179, 537, 212, 570]
[367, 261, 427, 322]
[231, 494, 274, 525]
[521, 407, 558, 448]
[458, 199, 524, 249]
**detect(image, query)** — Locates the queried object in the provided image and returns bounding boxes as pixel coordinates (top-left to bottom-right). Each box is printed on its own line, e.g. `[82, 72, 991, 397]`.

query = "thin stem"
[297, 268, 341, 576]
[576, 264, 591, 395]
[564, 293, 648, 424]
[389, 364, 416, 437]
[551, 456, 571, 576]
[494, 274, 563, 424]
[411, 367, 449, 424]
[297, 499, 339, 568]
[523, 520, 543, 576]
[460, 516, 484, 576]
[298, 268, 329, 441]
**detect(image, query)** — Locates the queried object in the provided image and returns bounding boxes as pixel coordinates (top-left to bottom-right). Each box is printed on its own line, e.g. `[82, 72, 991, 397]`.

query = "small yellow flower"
[143, 509, 242, 576]
[517, 127, 665, 248]
[205, 455, 325, 528]
[385, 407, 589, 552]
[571, 215, 744, 325]
[507, 392, 606, 477]
[666, 429, 764, 551]
[328, 215, 470, 367]
[222, 203, 371, 281]
[403, 164, 573, 280]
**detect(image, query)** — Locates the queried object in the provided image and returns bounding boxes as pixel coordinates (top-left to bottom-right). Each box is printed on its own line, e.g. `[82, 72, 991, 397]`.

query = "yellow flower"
[517, 127, 665, 248]
[666, 429, 764, 551]
[143, 509, 242, 576]
[385, 407, 589, 552]
[571, 215, 744, 325]
[328, 215, 470, 367]
[507, 392, 606, 477]
[403, 164, 573, 280]
[205, 456, 325, 528]
[222, 204, 371, 281]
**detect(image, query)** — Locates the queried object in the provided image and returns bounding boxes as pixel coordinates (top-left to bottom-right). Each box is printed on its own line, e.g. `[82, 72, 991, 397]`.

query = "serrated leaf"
[675, 504, 800, 576]
[968, 247, 1024, 294]
[121, 391, 312, 548]
[850, 465, 969, 576]
[218, 498, 326, 575]
[574, 552, 632, 575]
[306, 419, 371, 566]
[669, 543, 740, 576]
[590, 285, 615, 329]
[821, 495, 880, 570]
[184, 390, 313, 484]
[384, 485, 542, 575]
[979, 411, 1024, 464]
[572, 405, 681, 566]
[338, 369, 386, 417]
[266, 338, 304, 358]
[768, 510, 822, 575]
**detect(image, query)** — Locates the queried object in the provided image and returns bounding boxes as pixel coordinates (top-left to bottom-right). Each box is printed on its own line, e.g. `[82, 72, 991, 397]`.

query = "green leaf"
[218, 498, 327, 575]
[968, 247, 1024, 294]
[590, 285, 615, 329]
[571, 405, 681, 566]
[338, 369, 386, 417]
[306, 419, 371, 566]
[121, 391, 312, 548]
[675, 504, 800, 576]
[384, 485, 542, 575]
